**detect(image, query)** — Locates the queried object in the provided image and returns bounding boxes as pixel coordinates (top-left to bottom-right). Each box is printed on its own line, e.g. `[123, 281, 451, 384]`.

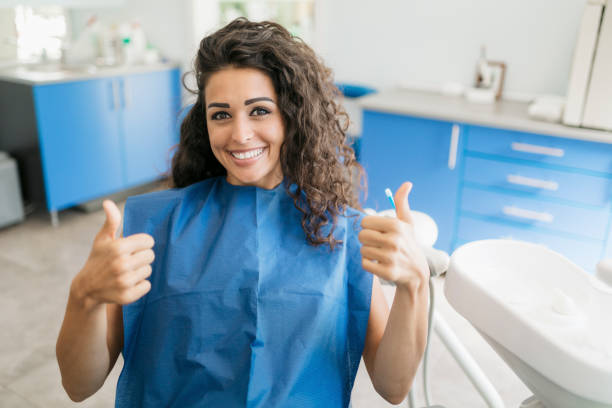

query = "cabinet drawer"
[463, 156, 612, 207]
[455, 216, 602, 273]
[460, 186, 610, 240]
[465, 125, 612, 174]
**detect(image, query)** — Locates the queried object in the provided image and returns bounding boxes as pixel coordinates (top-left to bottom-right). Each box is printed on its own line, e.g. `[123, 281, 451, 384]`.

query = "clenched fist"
[71, 200, 155, 308]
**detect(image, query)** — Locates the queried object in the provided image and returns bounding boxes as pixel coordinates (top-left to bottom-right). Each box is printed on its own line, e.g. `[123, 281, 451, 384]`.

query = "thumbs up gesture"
[358, 182, 430, 290]
[71, 200, 155, 308]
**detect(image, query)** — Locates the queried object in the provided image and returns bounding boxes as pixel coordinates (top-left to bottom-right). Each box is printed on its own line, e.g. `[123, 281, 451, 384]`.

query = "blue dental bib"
[115, 177, 372, 407]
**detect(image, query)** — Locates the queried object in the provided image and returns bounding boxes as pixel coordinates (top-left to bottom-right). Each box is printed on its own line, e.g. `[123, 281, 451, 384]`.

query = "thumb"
[99, 200, 122, 240]
[394, 181, 414, 223]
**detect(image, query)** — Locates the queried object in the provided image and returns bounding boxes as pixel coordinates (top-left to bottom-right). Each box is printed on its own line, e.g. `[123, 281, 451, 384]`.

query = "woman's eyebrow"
[207, 102, 230, 109]
[245, 97, 275, 105]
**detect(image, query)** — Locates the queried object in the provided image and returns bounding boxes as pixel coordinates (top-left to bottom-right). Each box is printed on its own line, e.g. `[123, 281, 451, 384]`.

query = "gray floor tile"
[0, 258, 68, 385]
[0, 385, 36, 407]
[0, 208, 105, 273]
[7, 355, 123, 408]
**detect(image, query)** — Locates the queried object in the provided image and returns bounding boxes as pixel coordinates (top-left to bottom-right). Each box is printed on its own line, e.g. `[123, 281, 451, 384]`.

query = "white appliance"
[564, 0, 612, 131]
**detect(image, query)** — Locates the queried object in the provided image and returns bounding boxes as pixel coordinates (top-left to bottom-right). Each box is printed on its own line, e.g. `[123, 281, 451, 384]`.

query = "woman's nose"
[231, 116, 254, 143]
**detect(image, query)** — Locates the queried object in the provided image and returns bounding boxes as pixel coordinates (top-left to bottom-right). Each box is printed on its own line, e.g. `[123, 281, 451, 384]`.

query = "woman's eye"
[251, 107, 270, 116]
[211, 111, 230, 120]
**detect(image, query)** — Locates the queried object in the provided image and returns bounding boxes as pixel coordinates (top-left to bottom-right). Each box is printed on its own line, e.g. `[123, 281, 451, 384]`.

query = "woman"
[56, 18, 429, 407]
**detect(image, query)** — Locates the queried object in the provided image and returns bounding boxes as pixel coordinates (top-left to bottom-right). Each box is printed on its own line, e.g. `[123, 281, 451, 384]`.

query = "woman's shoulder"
[125, 178, 219, 208]
[328, 206, 365, 246]
[122, 178, 222, 236]
[342, 206, 365, 219]
[339, 206, 365, 229]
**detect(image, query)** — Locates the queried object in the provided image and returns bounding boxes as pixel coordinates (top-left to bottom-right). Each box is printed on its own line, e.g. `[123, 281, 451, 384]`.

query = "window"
[14, 5, 68, 62]
[218, 0, 315, 45]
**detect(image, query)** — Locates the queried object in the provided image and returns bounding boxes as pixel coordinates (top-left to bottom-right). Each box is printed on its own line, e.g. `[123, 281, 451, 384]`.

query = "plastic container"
[0, 151, 25, 229]
[130, 22, 147, 63]
[121, 37, 135, 65]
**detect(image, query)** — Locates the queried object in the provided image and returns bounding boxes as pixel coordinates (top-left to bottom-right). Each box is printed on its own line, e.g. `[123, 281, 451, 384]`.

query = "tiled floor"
[0, 185, 531, 407]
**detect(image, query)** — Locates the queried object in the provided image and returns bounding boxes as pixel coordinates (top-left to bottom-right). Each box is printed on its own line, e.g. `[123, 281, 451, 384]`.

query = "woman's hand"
[358, 182, 430, 290]
[71, 200, 155, 309]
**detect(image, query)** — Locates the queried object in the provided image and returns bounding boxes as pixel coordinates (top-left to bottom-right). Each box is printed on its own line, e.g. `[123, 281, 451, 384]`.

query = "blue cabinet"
[121, 69, 180, 187]
[360, 111, 463, 252]
[457, 125, 612, 273]
[32, 68, 181, 213]
[360, 111, 612, 273]
[33, 78, 125, 210]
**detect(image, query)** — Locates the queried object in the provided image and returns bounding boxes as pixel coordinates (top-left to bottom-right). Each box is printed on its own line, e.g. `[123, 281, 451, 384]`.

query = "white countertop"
[0, 62, 180, 86]
[359, 88, 612, 145]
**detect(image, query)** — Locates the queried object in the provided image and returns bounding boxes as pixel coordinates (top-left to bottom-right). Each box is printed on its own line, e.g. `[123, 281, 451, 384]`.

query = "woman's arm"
[362, 276, 428, 404]
[56, 288, 123, 401]
[359, 182, 430, 404]
[361, 277, 388, 378]
[56, 200, 153, 401]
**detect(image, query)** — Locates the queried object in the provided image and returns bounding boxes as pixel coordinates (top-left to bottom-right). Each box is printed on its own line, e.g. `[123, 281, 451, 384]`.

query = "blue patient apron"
[115, 177, 373, 407]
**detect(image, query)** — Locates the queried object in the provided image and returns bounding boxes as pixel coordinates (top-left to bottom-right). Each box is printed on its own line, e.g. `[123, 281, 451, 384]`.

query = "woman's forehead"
[205, 67, 276, 102]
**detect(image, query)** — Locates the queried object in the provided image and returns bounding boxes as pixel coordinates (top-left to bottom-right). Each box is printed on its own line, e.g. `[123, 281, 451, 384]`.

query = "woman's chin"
[227, 172, 260, 186]
[227, 170, 281, 189]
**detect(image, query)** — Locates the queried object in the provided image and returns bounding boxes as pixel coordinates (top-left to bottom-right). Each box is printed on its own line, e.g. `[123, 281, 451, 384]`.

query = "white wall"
[315, 0, 587, 99]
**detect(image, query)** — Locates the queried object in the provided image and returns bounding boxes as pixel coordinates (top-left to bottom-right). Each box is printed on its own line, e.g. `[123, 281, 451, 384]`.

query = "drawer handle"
[506, 174, 559, 191]
[122, 79, 131, 108]
[111, 79, 120, 111]
[448, 124, 460, 170]
[511, 142, 564, 157]
[502, 205, 554, 223]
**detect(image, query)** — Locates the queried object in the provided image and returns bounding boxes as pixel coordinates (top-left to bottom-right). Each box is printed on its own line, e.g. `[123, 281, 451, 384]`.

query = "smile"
[229, 147, 265, 160]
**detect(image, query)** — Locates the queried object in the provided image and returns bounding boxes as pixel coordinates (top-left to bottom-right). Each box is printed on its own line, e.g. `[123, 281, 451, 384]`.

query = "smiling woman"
[56, 17, 430, 408]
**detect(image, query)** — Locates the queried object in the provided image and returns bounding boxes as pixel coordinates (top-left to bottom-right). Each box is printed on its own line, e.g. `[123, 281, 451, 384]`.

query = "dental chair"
[445, 240, 612, 408]
[372, 208, 612, 408]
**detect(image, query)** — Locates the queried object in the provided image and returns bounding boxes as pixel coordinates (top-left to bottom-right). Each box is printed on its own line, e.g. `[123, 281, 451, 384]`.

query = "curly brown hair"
[170, 17, 365, 249]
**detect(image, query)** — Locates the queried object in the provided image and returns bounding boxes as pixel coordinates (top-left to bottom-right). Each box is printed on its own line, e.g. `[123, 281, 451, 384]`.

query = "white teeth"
[231, 148, 264, 160]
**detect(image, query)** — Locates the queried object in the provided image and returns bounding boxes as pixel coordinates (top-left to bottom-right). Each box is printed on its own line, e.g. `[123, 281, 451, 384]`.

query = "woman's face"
[204, 67, 285, 189]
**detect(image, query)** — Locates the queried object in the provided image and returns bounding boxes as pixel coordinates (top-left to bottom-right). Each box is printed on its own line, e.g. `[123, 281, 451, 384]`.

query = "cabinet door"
[360, 111, 462, 252]
[33, 78, 123, 211]
[120, 69, 181, 187]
